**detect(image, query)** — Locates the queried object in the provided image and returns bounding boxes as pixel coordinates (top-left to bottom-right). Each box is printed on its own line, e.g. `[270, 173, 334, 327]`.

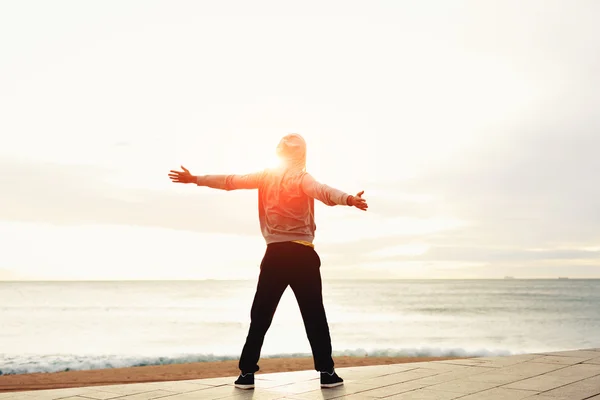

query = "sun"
[267, 154, 283, 169]
[251, 149, 282, 170]
[229, 140, 283, 172]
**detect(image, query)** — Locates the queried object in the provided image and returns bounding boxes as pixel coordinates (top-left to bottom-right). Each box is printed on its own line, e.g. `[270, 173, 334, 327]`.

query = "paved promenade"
[2, 349, 599, 399]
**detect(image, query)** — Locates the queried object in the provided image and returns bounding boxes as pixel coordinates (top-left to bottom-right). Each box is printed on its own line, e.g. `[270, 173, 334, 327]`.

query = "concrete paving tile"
[356, 380, 427, 398]
[545, 363, 600, 379]
[536, 374, 600, 399]
[72, 390, 123, 399]
[524, 396, 574, 400]
[404, 362, 468, 372]
[108, 390, 176, 400]
[216, 390, 288, 400]
[84, 384, 165, 396]
[435, 359, 495, 367]
[179, 377, 235, 386]
[263, 381, 316, 391]
[334, 394, 382, 400]
[536, 350, 600, 360]
[336, 373, 391, 382]
[9, 394, 43, 400]
[584, 357, 600, 365]
[458, 387, 537, 400]
[360, 369, 441, 386]
[0, 394, 35, 400]
[73, 397, 108, 400]
[465, 372, 527, 385]
[502, 374, 582, 391]
[356, 364, 417, 371]
[362, 364, 418, 373]
[425, 379, 499, 395]
[158, 385, 241, 399]
[256, 380, 315, 390]
[379, 389, 462, 399]
[383, 364, 427, 371]
[493, 362, 565, 377]
[279, 394, 325, 400]
[333, 365, 415, 380]
[276, 383, 380, 400]
[8, 387, 105, 400]
[408, 367, 492, 386]
[258, 371, 319, 382]
[0, 395, 35, 400]
[262, 381, 324, 395]
[331, 369, 409, 382]
[532, 356, 589, 365]
[145, 381, 215, 393]
[45, 397, 88, 400]
[281, 395, 334, 400]
[270, 382, 378, 400]
[452, 360, 503, 369]
[475, 355, 543, 366]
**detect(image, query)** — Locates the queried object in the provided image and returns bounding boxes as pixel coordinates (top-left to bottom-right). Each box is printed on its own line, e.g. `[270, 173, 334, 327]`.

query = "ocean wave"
[0, 347, 518, 375]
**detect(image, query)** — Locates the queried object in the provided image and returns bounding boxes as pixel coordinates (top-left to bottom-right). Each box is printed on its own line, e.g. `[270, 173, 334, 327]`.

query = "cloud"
[0, 220, 267, 280]
[378, 246, 600, 263]
[0, 158, 260, 236]
[0, 268, 25, 280]
[367, 243, 431, 258]
[371, 93, 600, 247]
[315, 94, 600, 276]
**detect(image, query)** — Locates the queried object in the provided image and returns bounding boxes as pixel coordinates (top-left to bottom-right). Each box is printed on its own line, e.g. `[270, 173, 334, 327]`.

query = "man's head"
[276, 133, 306, 171]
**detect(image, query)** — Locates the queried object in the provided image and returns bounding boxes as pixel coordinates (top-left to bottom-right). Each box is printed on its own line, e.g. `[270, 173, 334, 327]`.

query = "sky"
[1, 0, 599, 280]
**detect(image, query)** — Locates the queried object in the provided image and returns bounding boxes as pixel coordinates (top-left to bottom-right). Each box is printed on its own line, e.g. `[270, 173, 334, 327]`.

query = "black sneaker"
[234, 372, 255, 389]
[320, 370, 344, 388]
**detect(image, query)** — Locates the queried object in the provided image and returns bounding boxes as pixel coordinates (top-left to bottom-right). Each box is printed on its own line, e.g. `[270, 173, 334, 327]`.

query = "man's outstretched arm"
[169, 166, 263, 190]
[301, 173, 368, 211]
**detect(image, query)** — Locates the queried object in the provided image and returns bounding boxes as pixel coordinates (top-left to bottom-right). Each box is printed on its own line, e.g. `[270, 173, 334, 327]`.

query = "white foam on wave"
[0, 347, 522, 375]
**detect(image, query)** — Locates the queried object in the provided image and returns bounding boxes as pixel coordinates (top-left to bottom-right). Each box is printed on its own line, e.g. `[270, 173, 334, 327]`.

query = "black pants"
[238, 241, 335, 373]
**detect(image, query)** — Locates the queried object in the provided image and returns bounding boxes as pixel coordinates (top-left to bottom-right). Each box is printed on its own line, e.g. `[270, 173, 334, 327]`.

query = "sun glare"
[268, 154, 283, 169]
[240, 151, 282, 172]
[229, 138, 284, 172]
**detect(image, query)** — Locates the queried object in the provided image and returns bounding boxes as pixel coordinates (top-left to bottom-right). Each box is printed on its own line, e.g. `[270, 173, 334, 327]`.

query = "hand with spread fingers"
[168, 166, 195, 184]
[349, 190, 368, 211]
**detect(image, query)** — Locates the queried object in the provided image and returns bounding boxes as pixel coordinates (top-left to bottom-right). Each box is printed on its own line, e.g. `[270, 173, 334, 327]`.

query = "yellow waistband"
[291, 240, 315, 248]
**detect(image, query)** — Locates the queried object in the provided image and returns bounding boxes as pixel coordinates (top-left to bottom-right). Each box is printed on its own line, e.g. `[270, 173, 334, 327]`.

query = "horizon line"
[1, 277, 599, 282]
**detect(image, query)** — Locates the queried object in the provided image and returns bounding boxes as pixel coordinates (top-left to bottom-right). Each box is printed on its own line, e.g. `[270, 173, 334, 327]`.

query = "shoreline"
[0, 356, 464, 392]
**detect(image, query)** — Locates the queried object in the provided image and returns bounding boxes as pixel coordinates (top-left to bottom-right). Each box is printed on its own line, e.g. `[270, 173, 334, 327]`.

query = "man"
[169, 133, 368, 389]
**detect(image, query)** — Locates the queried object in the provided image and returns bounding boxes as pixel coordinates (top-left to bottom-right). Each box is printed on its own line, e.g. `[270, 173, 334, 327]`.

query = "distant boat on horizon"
[504, 276, 515, 280]
[558, 277, 569, 280]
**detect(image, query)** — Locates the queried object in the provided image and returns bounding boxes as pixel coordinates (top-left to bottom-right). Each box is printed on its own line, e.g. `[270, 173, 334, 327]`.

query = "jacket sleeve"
[301, 173, 351, 206]
[196, 171, 264, 190]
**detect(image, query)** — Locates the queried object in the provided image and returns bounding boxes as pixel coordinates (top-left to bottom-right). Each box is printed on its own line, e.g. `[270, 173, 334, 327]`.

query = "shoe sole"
[235, 384, 255, 390]
[321, 382, 344, 388]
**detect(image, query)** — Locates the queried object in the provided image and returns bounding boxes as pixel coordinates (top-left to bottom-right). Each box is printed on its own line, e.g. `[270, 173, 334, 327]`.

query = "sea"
[1, 279, 599, 375]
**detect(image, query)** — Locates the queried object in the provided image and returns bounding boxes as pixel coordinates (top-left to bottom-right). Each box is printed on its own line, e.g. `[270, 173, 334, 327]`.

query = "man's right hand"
[349, 190, 368, 211]
[169, 166, 195, 184]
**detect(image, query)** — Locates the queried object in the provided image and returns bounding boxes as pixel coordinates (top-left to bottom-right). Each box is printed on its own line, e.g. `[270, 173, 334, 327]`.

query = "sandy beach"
[0, 356, 463, 392]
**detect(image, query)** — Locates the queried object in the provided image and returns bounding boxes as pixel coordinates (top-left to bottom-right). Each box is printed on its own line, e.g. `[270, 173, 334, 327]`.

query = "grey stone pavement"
[2, 349, 600, 400]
